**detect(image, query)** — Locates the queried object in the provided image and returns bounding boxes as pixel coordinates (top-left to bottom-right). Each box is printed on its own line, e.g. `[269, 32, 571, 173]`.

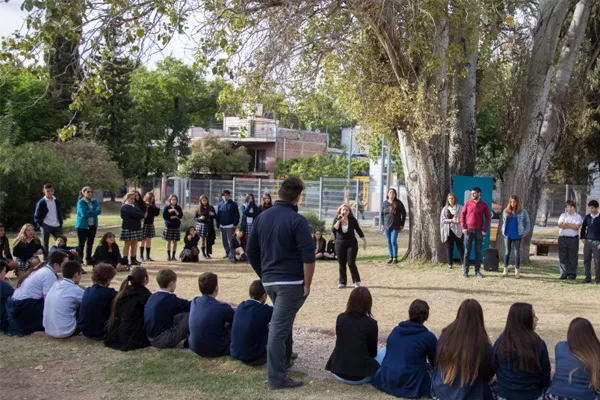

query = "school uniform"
[0, 235, 14, 262]
[240, 202, 260, 236]
[43, 278, 84, 338]
[162, 205, 183, 241]
[34, 195, 64, 258]
[0, 279, 14, 332]
[548, 341, 599, 400]
[180, 234, 200, 262]
[49, 245, 81, 262]
[373, 320, 437, 398]
[119, 204, 145, 242]
[230, 299, 273, 365]
[142, 205, 161, 238]
[493, 336, 551, 400]
[326, 313, 380, 383]
[12, 240, 43, 271]
[194, 208, 211, 237]
[75, 198, 102, 261]
[77, 284, 117, 339]
[580, 213, 600, 283]
[188, 295, 235, 357]
[5, 265, 57, 336]
[92, 243, 122, 268]
[104, 285, 152, 351]
[228, 236, 247, 262]
[216, 199, 240, 256]
[326, 240, 336, 258]
[144, 290, 191, 349]
[332, 216, 365, 285]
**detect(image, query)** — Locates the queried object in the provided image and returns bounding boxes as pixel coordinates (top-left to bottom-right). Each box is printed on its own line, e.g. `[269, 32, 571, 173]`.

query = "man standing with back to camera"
[461, 187, 491, 278]
[246, 177, 316, 390]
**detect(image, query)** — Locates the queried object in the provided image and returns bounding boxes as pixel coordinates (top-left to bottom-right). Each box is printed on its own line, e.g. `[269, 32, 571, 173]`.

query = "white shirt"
[12, 265, 57, 300]
[558, 212, 583, 237]
[43, 196, 60, 227]
[43, 278, 84, 338]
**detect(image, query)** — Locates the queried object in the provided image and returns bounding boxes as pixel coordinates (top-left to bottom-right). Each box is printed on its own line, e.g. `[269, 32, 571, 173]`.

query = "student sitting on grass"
[0, 223, 19, 272]
[0, 261, 14, 332]
[494, 302, 551, 400]
[548, 317, 600, 400]
[77, 263, 117, 339]
[144, 268, 191, 349]
[230, 280, 273, 366]
[43, 261, 84, 338]
[49, 235, 81, 262]
[189, 272, 235, 358]
[104, 267, 151, 351]
[180, 226, 200, 263]
[373, 299, 437, 398]
[12, 223, 44, 278]
[5, 251, 68, 336]
[325, 286, 383, 385]
[93, 232, 127, 272]
[326, 233, 337, 259]
[228, 228, 248, 263]
[314, 230, 335, 260]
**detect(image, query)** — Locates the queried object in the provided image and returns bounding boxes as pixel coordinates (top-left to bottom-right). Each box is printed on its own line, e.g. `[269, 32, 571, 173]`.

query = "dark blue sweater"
[230, 300, 273, 362]
[246, 201, 316, 284]
[189, 295, 235, 357]
[493, 336, 551, 400]
[144, 205, 161, 225]
[162, 205, 184, 229]
[581, 214, 600, 240]
[34, 196, 63, 228]
[143, 291, 191, 338]
[373, 320, 437, 398]
[0, 280, 14, 332]
[549, 341, 598, 400]
[216, 200, 240, 228]
[12, 240, 43, 262]
[121, 204, 145, 231]
[77, 284, 117, 338]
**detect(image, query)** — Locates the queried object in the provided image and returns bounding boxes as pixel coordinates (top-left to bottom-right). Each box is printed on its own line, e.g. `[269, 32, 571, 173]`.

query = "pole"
[379, 136, 386, 230]
[355, 178, 360, 216]
[347, 128, 352, 190]
[386, 144, 392, 193]
[232, 177, 237, 203]
[319, 177, 323, 220]
[258, 178, 262, 198]
[209, 179, 213, 205]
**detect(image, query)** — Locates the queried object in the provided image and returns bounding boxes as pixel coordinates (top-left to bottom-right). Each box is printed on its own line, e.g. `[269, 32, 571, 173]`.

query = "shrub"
[180, 209, 197, 232]
[303, 212, 326, 234]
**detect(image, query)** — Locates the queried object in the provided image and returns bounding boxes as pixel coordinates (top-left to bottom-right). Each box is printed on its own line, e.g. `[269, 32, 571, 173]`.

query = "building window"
[251, 150, 267, 172]
[228, 126, 240, 136]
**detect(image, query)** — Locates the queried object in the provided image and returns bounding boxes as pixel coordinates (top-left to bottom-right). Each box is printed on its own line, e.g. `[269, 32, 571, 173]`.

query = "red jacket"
[461, 200, 491, 232]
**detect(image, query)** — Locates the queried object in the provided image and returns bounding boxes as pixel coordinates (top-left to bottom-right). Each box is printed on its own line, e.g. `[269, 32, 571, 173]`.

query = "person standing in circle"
[139, 192, 160, 262]
[240, 193, 260, 236]
[33, 183, 64, 260]
[194, 195, 216, 259]
[460, 187, 491, 278]
[333, 204, 367, 289]
[75, 186, 102, 265]
[216, 190, 240, 259]
[439, 193, 464, 269]
[260, 193, 273, 212]
[557, 199, 582, 281]
[381, 189, 406, 264]
[501, 195, 531, 279]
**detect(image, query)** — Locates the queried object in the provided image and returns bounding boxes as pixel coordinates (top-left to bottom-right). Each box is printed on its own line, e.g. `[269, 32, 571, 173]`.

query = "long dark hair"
[387, 188, 400, 215]
[107, 267, 148, 329]
[261, 194, 272, 210]
[197, 195, 210, 214]
[345, 287, 373, 318]
[100, 232, 116, 252]
[496, 302, 542, 373]
[567, 318, 600, 391]
[313, 230, 325, 248]
[134, 191, 147, 213]
[436, 299, 490, 386]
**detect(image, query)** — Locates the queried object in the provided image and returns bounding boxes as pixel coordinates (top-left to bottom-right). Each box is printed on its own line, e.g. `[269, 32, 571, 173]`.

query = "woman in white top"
[439, 193, 464, 269]
[557, 199, 583, 281]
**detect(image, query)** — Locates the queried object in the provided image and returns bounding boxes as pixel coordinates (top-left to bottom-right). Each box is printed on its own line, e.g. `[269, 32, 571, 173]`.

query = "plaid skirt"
[142, 224, 156, 239]
[17, 257, 39, 271]
[162, 227, 181, 241]
[120, 229, 143, 242]
[245, 221, 253, 236]
[196, 222, 208, 237]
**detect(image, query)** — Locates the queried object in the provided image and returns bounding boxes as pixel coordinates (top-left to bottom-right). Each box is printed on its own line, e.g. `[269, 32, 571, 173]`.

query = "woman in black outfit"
[333, 204, 367, 288]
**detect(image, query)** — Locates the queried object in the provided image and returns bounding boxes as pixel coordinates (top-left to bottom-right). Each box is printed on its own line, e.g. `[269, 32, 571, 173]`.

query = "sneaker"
[462, 271, 469, 278]
[476, 272, 484, 279]
[145, 257, 155, 262]
[392, 258, 398, 264]
[448, 264, 453, 269]
[503, 267, 508, 277]
[515, 269, 520, 279]
[338, 283, 346, 289]
[354, 282, 361, 288]
[387, 258, 393, 264]
[206, 254, 212, 259]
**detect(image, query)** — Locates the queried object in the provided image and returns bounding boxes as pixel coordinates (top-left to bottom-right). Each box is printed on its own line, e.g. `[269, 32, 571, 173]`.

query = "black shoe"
[131, 260, 142, 266]
[585, 278, 592, 283]
[81, 268, 87, 275]
[146, 257, 155, 262]
[285, 358, 294, 369]
[269, 377, 303, 390]
[392, 258, 398, 264]
[387, 258, 393, 264]
[559, 275, 567, 280]
[223, 255, 229, 259]
[167, 256, 172, 261]
[85, 258, 94, 266]
[567, 276, 576, 281]
[291, 352, 298, 360]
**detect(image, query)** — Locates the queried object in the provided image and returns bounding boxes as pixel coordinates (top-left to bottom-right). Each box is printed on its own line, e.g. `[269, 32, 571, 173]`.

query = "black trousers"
[40, 223, 63, 260]
[77, 225, 98, 261]
[335, 240, 360, 285]
[446, 230, 465, 265]
[558, 236, 579, 278]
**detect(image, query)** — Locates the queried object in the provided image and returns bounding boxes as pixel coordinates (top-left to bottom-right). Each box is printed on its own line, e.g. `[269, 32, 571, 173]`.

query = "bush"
[0, 142, 86, 230]
[302, 212, 326, 234]
[180, 209, 197, 232]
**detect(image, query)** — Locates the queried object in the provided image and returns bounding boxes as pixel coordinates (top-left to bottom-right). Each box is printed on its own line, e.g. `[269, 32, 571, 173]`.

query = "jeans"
[333, 348, 386, 385]
[40, 223, 63, 260]
[463, 229, 483, 273]
[220, 227, 235, 256]
[264, 284, 306, 386]
[384, 228, 399, 258]
[446, 230, 465, 266]
[335, 240, 361, 285]
[503, 237, 522, 268]
[583, 239, 600, 282]
[558, 236, 579, 279]
[77, 225, 98, 261]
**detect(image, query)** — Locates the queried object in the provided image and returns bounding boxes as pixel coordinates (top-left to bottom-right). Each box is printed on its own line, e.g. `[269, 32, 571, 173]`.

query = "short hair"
[62, 261, 82, 279]
[409, 299, 430, 323]
[48, 251, 68, 267]
[249, 279, 266, 300]
[156, 268, 177, 289]
[345, 287, 373, 317]
[92, 263, 117, 285]
[56, 234, 68, 243]
[0, 260, 7, 274]
[222, 190, 231, 196]
[198, 272, 218, 295]
[471, 187, 481, 194]
[278, 177, 305, 202]
[589, 200, 599, 208]
[565, 199, 576, 208]
[43, 183, 54, 190]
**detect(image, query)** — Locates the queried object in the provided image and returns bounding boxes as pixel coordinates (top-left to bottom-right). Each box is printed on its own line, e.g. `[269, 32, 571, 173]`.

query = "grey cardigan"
[440, 204, 464, 242]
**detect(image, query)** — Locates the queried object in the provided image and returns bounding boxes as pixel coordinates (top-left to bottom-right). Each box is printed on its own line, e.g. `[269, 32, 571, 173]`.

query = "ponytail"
[107, 267, 148, 329]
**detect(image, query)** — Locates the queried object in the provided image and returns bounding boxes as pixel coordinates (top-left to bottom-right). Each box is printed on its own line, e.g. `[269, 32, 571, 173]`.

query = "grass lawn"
[2, 205, 599, 399]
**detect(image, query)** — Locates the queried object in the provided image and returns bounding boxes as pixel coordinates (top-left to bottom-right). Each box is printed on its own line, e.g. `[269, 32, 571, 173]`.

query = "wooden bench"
[531, 238, 559, 256]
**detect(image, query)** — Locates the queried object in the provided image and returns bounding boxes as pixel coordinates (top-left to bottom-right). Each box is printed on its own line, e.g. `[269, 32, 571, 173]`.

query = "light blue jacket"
[75, 198, 102, 229]
[502, 209, 531, 238]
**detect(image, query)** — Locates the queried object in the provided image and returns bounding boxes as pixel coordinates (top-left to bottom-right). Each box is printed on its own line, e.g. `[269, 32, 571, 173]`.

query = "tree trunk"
[537, 186, 552, 227]
[573, 185, 589, 215]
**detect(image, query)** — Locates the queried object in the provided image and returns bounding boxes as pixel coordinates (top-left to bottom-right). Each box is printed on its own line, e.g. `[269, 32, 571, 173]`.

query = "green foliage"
[0, 140, 85, 230]
[180, 209, 197, 232]
[276, 154, 369, 180]
[302, 212, 326, 235]
[182, 136, 251, 177]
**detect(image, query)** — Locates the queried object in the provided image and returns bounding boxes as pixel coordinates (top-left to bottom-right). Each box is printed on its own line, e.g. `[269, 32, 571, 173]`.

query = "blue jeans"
[385, 229, 399, 258]
[463, 229, 483, 273]
[503, 237, 521, 268]
[333, 348, 386, 385]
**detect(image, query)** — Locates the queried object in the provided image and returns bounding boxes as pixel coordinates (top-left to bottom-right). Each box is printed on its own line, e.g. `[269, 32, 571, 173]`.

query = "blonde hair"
[13, 223, 40, 248]
[122, 192, 136, 203]
[336, 204, 355, 219]
[505, 195, 521, 217]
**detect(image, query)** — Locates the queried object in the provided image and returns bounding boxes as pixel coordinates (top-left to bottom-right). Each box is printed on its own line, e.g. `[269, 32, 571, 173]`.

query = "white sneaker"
[354, 282, 361, 288]
[338, 283, 346, 289]
[515, 269, 520, 279]
[503, 267, 508, 277]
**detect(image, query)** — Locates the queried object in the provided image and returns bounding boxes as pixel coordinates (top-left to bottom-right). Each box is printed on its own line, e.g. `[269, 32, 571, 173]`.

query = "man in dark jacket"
[246, 177, 315, 390]
[216, 190, 240, 258]
[580, 200, 600, 283]
[33, 183, 64, 260]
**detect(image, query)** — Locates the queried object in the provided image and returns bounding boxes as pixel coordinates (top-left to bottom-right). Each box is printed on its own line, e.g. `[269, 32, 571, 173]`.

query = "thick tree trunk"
[537, 186, 552, 227]
[573, 186, 589, 216]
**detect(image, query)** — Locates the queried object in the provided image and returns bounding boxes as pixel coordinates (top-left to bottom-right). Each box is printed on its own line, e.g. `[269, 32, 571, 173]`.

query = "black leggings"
[77, 225, 98, 260]
[335, 240, 360, 285]
[446, 230, 465, 265]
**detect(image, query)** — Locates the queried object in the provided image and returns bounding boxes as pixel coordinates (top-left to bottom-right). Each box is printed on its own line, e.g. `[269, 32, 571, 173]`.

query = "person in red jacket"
[460, 187, 491, 278]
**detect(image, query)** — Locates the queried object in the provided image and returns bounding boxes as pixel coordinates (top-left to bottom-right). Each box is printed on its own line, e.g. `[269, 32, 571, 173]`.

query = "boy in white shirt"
[557, 199, 583, 281]
[43, 261, 84, 338]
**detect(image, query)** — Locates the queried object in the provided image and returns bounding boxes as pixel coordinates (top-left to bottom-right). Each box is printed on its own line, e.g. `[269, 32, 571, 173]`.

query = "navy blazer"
[230, 300, 273, 362]
[163, 205, 183, 229]
[34, 197, 63, 228]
